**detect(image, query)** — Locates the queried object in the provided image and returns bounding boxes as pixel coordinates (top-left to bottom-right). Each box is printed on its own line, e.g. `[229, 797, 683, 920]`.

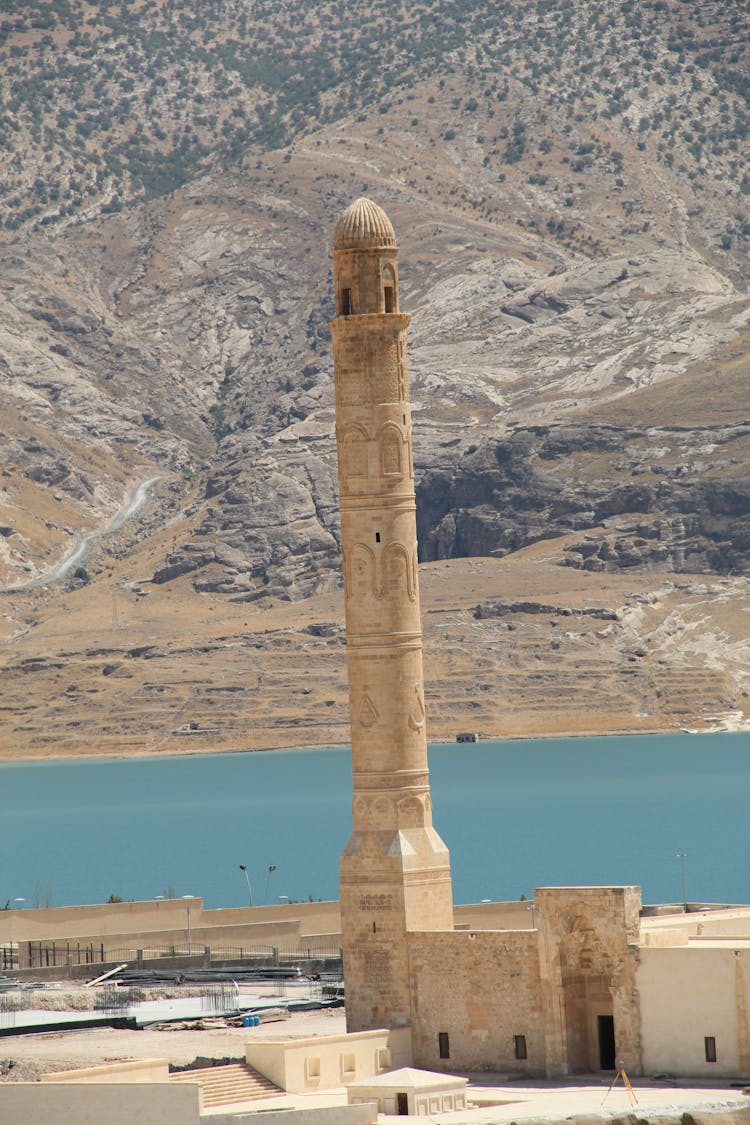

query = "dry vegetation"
[1, 0, 748, 250]
[0, 0, 749, 755]
[2, 532, 748, 759]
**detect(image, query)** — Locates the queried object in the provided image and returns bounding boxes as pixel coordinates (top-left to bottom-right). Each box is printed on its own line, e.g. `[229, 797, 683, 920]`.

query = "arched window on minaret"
[383, 542, 414, 600]
[347, 543, 377, 600]
[343, 424, 368, 478]
[380, 422, 403, 478]
[382, 263, 397, 313]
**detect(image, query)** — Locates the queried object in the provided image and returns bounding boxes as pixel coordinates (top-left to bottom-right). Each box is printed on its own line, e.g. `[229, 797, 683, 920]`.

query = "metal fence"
[26, 941, 106, 968]
[22, 941, 342, 971]
[1, 944, 18, 971]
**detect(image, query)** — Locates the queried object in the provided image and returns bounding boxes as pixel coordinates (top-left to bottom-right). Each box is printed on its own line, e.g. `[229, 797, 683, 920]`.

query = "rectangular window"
[340, 1051, 356, 1077]
[340, 288, 352, 316]
[376, 1048, 391, 1071]
[705, 1036, 717, 1063]
[305, 1056, 321, 1081]
[384, 285, 395, 313]
[514, 1034, 528, 1060]
[438, 1031, 450, 1059]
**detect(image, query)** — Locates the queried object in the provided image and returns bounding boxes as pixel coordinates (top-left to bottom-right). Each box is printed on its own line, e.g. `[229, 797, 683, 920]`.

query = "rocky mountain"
[0, 0, 749, 750]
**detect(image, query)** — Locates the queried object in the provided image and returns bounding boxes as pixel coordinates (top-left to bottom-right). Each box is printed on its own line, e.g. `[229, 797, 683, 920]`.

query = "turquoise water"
[0, 732, 748, 910]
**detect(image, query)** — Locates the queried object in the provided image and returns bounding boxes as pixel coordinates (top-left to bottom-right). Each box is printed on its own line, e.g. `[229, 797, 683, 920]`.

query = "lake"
[1, 732, 748, 911]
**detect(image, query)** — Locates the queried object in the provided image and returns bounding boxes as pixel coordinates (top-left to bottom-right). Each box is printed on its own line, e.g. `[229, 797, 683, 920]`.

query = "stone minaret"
[330, 198, 453, 1033]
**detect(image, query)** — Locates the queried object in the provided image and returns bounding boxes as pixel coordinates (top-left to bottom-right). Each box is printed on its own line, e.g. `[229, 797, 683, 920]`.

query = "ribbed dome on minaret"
[333, 197, 396, 250]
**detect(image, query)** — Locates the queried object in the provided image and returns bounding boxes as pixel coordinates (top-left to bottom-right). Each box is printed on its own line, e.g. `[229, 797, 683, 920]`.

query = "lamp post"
[10, 900, 25, 970]
[239, 864, 252, 906]
[265, 865, 277, 904]
[677, 852, 688, 912]
[182, 895, 195, 954]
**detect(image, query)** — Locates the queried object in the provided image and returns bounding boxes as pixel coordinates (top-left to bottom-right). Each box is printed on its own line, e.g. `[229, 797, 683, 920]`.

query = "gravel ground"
[0, 990, 347, 1082]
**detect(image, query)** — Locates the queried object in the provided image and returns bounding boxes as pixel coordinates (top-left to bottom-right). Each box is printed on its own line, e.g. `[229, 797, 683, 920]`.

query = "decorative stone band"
[346, 634, 423, 648]
[339, 497, 416, 512]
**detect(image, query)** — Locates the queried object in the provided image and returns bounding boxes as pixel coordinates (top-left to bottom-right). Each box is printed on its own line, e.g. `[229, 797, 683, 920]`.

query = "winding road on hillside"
[1, 475, 164, 593]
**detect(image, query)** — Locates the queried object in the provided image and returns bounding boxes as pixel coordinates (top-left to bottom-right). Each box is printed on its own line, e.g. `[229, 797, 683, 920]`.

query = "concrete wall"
[641, 906, 750, 947]
[0, 898, 197, 942]
[209, 1103, 377, 1125]
[408, 929, 544, 1073]
[1, 897, 545, 953]
[454, 900, 534, 930]
[639, 946, 750, 1076]
[0, 899, 343, 966]
[0, 1082, 200, 1125]
[42, 1059, 170, 1084]
[245, 1028, 412, 1093]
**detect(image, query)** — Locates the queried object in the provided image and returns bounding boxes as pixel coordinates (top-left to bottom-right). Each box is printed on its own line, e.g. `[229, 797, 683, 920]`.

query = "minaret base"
[340, 827, 453, 1032]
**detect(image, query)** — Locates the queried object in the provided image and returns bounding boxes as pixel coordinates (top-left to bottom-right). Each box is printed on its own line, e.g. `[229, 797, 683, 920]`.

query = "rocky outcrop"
[1, 59, 748, 597]
[417, 424, 750, 577]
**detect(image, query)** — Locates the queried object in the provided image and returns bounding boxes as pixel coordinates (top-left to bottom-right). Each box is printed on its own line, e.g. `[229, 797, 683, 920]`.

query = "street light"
[9, 900, 25, 971]
[182, 895, 195, 954]
[677, 852, 688, 912]
[239, 864, 253, 906]
[265, 865, 277, 904]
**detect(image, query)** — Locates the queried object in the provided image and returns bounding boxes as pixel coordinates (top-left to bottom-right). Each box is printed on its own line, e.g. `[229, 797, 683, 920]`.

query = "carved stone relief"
[407, 683, 426, 732]
[397, 795, 425, 828]
[358, 685, 379, 729]
[383, 543, 411, 598]
[397, 339, 407, 402]
[368, 335, 400, 403]
[347, 544, 377, 600]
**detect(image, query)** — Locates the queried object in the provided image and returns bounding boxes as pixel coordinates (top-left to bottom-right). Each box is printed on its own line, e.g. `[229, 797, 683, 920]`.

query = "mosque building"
[329, 197, 750, 1079]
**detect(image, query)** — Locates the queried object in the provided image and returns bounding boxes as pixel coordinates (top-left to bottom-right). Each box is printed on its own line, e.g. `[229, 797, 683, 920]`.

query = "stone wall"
[0, 1082, 200, 1125]
[536, 886, 642, 1076]
[408, 929, 544, 1073]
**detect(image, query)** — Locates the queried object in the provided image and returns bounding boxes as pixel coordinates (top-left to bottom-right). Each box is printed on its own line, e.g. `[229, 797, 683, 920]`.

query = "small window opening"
[340, 288, 352, 316]
[438, 1032, 450, 1059]
[705, 1036, 717, 1062]
[376, 1048, 391, 1071]
[375, 532, 381, 543]
[384, 285, 395, 313]
[402, 414, 406, 425]
[514, 1035, 527, 1060]
[305, 1056, 321, 1081]
[372, 921, 377, 933]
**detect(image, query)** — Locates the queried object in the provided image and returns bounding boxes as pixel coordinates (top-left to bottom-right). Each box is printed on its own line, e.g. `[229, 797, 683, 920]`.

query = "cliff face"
[3, 160, 747, 599]
[1, 1, 749, 749]
[1, 0, 749, 601]
[417, 422, 750, 576]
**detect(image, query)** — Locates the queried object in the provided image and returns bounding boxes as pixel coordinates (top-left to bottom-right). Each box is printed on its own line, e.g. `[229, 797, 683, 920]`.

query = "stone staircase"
[170, 1062, 282, 1108]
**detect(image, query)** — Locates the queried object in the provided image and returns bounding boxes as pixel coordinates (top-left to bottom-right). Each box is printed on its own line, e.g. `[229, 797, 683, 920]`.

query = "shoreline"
[1, 721, 748, 767]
